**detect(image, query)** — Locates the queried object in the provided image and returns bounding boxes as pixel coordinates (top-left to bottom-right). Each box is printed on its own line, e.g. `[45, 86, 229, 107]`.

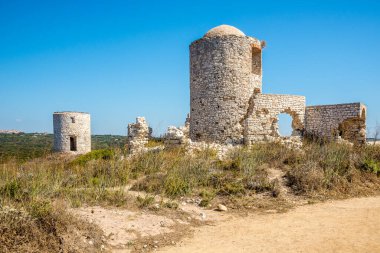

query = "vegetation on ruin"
[1, 137, 380, 252]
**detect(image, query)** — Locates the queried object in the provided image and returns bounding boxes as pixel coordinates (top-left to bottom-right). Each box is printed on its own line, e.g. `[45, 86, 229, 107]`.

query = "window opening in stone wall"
[252, 48, 261, 75]
[70, 136, 77, 151]
[71, 117, 75, 123]
[278, 113, 293, 137]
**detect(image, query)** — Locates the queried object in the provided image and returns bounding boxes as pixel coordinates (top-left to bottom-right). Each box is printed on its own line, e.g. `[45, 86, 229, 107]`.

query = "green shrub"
[361, 159, 380, 175]
[70, 149, 114, 166]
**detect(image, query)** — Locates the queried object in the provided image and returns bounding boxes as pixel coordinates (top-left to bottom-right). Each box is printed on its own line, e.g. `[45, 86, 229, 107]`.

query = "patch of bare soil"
[158, 196, 380, 253]
[73, 207, 175, 248]
[71, 195, 230, 252]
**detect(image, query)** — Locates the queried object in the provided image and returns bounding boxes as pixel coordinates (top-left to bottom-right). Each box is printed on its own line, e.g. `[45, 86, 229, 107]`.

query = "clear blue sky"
[0, 0, 379, 136]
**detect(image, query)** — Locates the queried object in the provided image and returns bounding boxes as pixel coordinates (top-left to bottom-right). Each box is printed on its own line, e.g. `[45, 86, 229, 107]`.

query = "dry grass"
[0, 201, 103, 253]
[285, 142, 380, 198]
[132, 142, 380, 202]
[0, 141, 380, 252]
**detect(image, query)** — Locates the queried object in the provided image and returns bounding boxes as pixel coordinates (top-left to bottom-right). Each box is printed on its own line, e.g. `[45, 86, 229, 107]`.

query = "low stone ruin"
[164, 116, 190, 147]
[305, 103, 367, 145]
[127, 117, 151, 154]
[164, 126, 189, 147]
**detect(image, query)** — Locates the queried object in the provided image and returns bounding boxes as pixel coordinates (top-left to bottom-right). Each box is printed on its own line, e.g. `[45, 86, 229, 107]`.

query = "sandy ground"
[72, 192, 228, 252]
[159, 196, 380, 253]
[74, 206, 176, 248]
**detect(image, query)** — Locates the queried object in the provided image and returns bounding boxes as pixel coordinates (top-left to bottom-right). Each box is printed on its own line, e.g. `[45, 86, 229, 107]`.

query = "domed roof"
[204, 25, 245, 38]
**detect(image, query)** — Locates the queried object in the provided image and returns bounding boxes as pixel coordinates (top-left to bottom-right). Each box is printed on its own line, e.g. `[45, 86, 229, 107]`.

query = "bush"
[0, 205, 52, 253]
[286, 160, 325, 193]
[361, 159, 380, 176]
[285, 142, 380, 195]
[164, 173, 192, 197]
[0, 204, 103, 253]
[70, 149, 114, 166]
[360, 145, 380, 176]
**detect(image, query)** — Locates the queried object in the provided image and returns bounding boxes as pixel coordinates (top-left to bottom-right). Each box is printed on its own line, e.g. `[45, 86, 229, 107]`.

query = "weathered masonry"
[305, 103, 367, 144]
[189, 25, 367, 145]
[244, 94, 306, 144]
[53, 112, 91, 154]
[190, 25, 264, 144]
[127, 117, 151, 154]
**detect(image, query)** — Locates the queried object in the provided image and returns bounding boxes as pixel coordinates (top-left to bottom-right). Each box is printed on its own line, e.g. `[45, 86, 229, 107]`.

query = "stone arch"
[277, 108, 304, 137]
[266, 109, 305, 139]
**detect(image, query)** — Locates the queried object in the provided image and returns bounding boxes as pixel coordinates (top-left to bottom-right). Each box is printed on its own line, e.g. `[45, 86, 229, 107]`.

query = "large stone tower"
[189, 25, 264, 144]
[53, 112, 91, 154]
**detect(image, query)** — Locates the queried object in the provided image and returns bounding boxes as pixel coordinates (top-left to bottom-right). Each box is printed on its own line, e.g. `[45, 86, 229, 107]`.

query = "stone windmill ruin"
[53, 25, 367, 154]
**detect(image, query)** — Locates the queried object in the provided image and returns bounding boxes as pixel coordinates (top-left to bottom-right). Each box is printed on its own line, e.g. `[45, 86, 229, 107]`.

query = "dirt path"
[158, 196, 380, 253]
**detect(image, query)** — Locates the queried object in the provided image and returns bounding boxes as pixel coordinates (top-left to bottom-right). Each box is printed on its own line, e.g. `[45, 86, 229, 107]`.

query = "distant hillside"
[0, 133, 126, 163]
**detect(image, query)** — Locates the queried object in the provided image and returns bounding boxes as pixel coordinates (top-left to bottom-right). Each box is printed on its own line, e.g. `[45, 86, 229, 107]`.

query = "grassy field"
[0, 133, 126, 163]
[1, 136, 380, 252]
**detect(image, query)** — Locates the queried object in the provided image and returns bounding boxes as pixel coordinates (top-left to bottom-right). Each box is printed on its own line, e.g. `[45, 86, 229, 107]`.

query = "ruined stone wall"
[53, 112, 91, 154]
[305, 103, 366, 144]
[189, 29, 263, 144]
[164, 115, 190, 147]
[164, 126, 189, 147]
[127, 117, 151, 154]
[244, 94, 306, 144]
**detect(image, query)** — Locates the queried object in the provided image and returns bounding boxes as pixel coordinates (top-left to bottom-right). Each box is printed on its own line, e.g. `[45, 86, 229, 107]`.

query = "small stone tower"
[189, 25, 264, 144]
[53, 112, 91, 154]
